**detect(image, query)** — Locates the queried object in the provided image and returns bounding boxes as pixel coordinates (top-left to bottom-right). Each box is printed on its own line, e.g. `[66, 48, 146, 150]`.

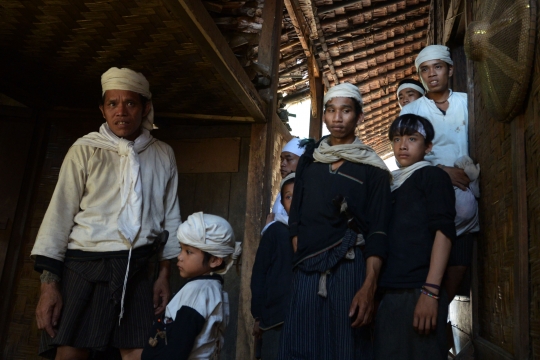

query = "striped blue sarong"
[278, 230, 373, 360]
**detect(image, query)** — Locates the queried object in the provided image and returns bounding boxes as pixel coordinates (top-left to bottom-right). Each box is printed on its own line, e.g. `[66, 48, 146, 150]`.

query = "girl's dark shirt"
[289, 138, 392, 265]
[250, 222, 294, 329]
[379, 166, 456, 289]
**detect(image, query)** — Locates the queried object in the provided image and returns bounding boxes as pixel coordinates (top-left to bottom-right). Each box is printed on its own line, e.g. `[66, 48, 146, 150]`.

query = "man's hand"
[265, 213, 275, 225]
[413, 293, 438, 335]
[36, 282, 63, 338]
[440, 165, 470, 190]
[153, 261, 171, 315]
[252, 320, 263, 340]
[292, 236, 298, 252]
[349, 281, 376, 328]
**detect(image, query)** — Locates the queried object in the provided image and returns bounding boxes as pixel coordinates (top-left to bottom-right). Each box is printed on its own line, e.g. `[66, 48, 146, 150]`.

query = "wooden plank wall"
[0, 110, 253, 359]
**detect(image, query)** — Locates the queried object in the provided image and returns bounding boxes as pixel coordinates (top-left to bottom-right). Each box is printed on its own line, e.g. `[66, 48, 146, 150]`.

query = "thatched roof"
[1, 0, 429, 153]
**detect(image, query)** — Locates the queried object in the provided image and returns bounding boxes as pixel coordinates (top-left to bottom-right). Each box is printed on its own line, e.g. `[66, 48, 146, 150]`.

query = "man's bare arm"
[349, 255, 383, 327]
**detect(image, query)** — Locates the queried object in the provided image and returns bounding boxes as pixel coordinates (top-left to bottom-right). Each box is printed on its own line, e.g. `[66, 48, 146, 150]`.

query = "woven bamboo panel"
[473, 51, 516, 354]
[526, 31, 540, 360]
[2, 114, 103, 359]
[0, 0, 251, 117]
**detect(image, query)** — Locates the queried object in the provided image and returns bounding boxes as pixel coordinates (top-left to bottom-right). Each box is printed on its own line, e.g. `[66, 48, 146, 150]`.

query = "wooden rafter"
[162, 0, 266, 121]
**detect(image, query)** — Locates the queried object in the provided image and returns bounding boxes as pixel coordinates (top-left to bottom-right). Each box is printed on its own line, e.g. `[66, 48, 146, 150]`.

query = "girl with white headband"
[375, 114, 456, 360]
[141, 212, 241, 359]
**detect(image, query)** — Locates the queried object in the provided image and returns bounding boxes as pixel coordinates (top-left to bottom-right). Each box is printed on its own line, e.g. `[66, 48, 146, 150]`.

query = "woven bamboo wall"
[472, 43, 516, 355]
[1, 112, 253, 359]
[526, 28, 540, 360]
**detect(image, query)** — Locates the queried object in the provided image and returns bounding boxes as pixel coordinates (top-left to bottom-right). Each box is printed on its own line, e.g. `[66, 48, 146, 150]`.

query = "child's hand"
[413, 293, 438, 335]
[252, 320, 262, 340]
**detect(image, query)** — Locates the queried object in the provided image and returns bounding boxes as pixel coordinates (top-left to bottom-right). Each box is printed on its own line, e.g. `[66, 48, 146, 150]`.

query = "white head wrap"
[415, 45, 453, 71]
[324, 83, 363, 108]
[177, 212, 242, 275]
[280, 172, 296, 190]
[101, 67, 156, 130]
[396, 118, 427, 138]
[282, 138, 305, 157]
[396, 83, 425, 99]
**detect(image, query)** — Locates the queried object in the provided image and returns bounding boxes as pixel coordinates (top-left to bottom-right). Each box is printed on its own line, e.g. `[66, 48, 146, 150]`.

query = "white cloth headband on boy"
[414, 45, 453, 70]
[396, 83, 425, 99]
[397, 119, 427, 138]
[324, 83, 363, 107]
[177, 212, 242, 274]
[282, 138, 305, 157]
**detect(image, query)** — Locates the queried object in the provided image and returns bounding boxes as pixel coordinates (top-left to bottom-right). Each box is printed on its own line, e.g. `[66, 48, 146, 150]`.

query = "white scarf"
[313, 137, 391, 175]
[390, 161, 432, 191]
[73, 123, 157, 244]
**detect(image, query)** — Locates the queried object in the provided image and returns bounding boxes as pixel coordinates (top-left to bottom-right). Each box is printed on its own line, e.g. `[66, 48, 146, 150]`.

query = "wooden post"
[237, 0, 284, 358]
[511, 115, 530, 360]
[309, 56, 324, 140]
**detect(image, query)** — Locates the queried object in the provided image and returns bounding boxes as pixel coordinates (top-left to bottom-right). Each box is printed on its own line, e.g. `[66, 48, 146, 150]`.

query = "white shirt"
[166, 278, 229, 359]
[400, 90, 469, 167]
[31, 141, 181, 261]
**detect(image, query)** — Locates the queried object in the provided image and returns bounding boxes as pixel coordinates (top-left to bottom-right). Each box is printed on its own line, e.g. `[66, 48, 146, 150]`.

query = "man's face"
[323, 97, 364, 144]
[391, 132, 433, 167]
[99, 89, 150, 141]
[280, 151, 300, 178]
[398, 88, 423, 108]
[418, 60, 453, 93]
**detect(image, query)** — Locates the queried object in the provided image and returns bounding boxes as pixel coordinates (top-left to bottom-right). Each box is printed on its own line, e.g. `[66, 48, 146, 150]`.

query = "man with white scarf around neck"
[31, 67, 181, 360]
[278, 83, 392, 359]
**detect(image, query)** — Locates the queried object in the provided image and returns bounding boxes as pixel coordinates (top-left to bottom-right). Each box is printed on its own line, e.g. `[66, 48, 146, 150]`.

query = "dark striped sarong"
[278, 232, 373, 360]
[374, 288, 449, 360]
[39, 250, 154, 359]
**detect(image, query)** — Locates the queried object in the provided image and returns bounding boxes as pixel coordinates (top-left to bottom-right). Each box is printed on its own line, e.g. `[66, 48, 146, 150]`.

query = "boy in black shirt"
[375, 114, 456, 360]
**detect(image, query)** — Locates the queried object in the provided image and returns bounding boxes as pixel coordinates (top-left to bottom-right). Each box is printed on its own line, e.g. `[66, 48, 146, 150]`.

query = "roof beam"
[317, 0, 368, 15]
[162, 0, 266, 121]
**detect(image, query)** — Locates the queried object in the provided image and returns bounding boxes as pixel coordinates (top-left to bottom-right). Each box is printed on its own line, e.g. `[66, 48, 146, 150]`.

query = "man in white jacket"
[32, 67, 181, 360]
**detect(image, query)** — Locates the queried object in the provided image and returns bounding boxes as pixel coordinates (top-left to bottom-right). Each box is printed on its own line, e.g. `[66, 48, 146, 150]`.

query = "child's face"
[398, 88, 422, 108]
[281, 183, 294, 215]
[392, 132, 433, 167]
[418, 60, 453, 93]
[177, 243, 213, 279]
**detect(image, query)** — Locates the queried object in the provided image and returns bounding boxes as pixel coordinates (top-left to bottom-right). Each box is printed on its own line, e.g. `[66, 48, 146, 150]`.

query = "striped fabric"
[448, 233, 475, 266]
[39, 256, 154, 359]
[374, 289, 449, 360]
[278, 246, 373, 360]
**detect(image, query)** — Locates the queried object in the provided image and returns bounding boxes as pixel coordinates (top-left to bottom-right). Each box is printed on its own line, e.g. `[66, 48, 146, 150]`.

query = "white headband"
[282, 138, 305, 157]
[177, 212, 242, 275]
[280, 172, 295, 190]
[101, 67, 156, 130]
[324, 83, 363, 107]
[415, 45, 453, 71]
[396, 83, 425, 100]
[397, 119, 427, 138]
